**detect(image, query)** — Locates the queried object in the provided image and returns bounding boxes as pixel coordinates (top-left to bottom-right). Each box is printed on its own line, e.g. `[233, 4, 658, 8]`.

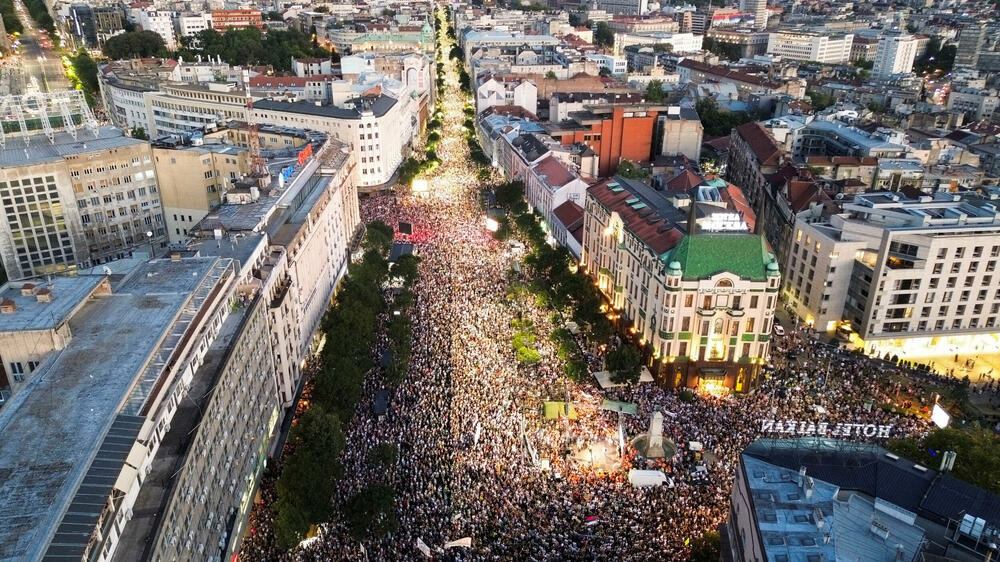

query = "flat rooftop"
[0, 275, 104, 333]
[0, 257, 223, 561]
[0, 127, 146, 168]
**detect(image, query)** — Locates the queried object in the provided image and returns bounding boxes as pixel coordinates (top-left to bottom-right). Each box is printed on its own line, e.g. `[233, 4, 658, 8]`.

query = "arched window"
[716, 278, 733, 288]
[714, 318, 724, 335]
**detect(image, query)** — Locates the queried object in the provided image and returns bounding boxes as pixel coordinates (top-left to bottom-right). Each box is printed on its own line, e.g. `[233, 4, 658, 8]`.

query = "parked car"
[773, 323, 786, 336]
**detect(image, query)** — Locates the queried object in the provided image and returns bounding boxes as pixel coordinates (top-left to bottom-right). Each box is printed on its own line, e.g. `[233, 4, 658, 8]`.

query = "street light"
[146, 230, 155, 259]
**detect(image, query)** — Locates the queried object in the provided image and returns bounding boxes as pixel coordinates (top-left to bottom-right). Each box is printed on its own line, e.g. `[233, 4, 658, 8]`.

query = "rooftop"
[254, 94, 397, 120]
[0, 276, 105, 333]
[0, 127, 145, 168]
[0, 257, 225, 561]
[664, 234, 776, 281]
[587, 176, 686, 255]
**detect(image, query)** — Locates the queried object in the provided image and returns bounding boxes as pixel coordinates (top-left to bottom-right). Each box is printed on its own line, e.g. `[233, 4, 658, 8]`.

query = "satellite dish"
[103, 266, 112, 276]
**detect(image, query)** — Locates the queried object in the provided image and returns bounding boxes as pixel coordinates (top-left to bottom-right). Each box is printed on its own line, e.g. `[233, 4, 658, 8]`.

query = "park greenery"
[103, 30, 167, 59]
[594, 21, 614, 48]
[806, 89, 838, 111]
[68, 50, 100, 106]
[176, 28, 335, 72]
[888, 427, 1000, 496]
[702, 37, 741, 62]
[272, 219, 419, 549]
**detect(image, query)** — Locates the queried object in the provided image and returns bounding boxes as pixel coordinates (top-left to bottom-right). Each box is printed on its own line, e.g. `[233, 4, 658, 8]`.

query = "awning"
[543, 401, 578, 419]
[600, 400, 638, 415]
[594, 369, 654, 389]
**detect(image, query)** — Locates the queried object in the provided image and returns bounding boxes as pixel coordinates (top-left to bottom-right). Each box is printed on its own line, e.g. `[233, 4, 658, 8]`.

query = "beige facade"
[582, 177, 780, 393]
[154, 145, 247, 242]
[0, 128, 166, 280]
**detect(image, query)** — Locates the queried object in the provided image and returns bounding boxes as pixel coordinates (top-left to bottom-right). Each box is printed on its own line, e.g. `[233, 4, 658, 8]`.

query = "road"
[6, 0, 68, 94]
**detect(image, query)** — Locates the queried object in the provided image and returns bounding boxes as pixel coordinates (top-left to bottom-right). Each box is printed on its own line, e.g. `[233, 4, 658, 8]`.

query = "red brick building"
[211, 10, 263, 31]
[546, 104, 669, 177]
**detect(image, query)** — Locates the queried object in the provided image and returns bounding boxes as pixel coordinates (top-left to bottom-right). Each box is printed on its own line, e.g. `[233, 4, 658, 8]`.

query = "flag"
[416, 538, 432, 558]
[444, 537, 473, 549]
[585, 516, 599, 526]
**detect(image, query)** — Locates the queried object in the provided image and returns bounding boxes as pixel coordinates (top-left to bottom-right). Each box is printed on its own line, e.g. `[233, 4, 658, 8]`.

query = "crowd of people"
[237, 15, 947, 561]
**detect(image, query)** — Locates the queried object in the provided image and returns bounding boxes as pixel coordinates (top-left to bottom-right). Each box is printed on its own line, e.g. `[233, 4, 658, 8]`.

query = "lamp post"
[145, 230, 155, 259]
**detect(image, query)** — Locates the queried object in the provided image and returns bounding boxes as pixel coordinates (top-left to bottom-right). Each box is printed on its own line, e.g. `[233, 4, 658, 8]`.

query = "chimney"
[19, 283, 35, 296]
[0, 299, 16, 314]
[35, 288, 52, 303]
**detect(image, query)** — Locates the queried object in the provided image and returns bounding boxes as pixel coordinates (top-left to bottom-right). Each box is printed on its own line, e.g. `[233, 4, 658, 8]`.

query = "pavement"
[10, 0, 69, 94]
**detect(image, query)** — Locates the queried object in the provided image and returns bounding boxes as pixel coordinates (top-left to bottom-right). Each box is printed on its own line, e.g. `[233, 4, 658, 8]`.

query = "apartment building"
[613, 31, 703, 55]
[545, 103, 669, 177]
[797, 119, 910, 159]
[677, 59, 806, 99]
[210, 9, 263, 31]
[784, 192, 1000, 362]
[0, 134, 359, 562]
[476, 76, 538, 116]
[947, 86, 1000, 122]
[581, 176, 780, 393]
[0, 92, 166, 280]
[705, 29, 771, 58]
[873, 34, 918, 78]
[655, 106, 703, 161]
[136, 9, 177, 50]
[766, 30, 854, 64]
[595, 0, 648, 16]
[727, 121, 785, 211]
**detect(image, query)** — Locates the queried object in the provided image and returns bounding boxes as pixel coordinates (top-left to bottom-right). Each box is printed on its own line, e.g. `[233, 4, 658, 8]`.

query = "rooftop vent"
[0, 299, 16, 314]
[19, 283, 35, 296]
[35, 288, 51, 303]
[870, 519, 891, 540]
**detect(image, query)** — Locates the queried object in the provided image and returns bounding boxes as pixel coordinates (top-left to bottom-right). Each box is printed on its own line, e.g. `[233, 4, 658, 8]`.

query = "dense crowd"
[237, 16, 944, 561]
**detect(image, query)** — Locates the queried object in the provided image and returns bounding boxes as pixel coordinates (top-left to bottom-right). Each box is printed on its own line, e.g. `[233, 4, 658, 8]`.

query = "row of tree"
[0, 0, 21, 34]
[271, 220, 419, 548]
[23, 0, 53, 35]
[102, 28, 333, 73]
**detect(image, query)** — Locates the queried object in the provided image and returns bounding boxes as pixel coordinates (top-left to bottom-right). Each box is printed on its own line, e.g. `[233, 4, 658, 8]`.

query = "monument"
[631, 411, 676, 459]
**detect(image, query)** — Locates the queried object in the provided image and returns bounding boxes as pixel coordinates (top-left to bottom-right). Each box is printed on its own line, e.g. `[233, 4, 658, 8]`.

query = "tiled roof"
[718, 182, 756, 231]
[552, 200, 584, 230]
[677, 59, 782, 89]
[735, 122, 783, 166]
[665, 169, 703, 192]
[664, 234, 774, 281]
[533, 155, 575, 187]
[587, 178, 685, 255]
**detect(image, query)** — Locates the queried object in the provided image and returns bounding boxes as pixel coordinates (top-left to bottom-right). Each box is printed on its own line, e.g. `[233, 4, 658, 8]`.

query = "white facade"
[947, 86, 1000, 121]
[873, 34, 917, 78]
[586, 53, 629, 76]
[595, 0, 648, 16]
[138, 10, 177, 50]
[176, 13, 212, 38]
[767, 31, 854, 64]
[613, 32, 703, 55]
[783, 192, 1000, 356]
[475, 78, 538, 116]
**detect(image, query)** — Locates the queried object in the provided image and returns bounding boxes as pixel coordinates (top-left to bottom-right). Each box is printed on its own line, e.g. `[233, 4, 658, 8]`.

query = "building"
[525, 155, 589, 232]
[253, 94, 418, 189]
[705, 29, 771, 58]
[582, 176, 780, 393]
[595, 0, 648, 16]
[655, 106, 703, 161]
[677, 59, 806, 99]
[0, 92, 166, 280]
[727, 122, 785, 211]
[152, 124, 318, 242]
[585, 53, 628, 76]
[873, 33, 918, 78]
[144, 82, 248, 137]
[730, 438, 1000, 562]
[176, 13, 212, 39]
[210, 9, 263, 31]
[954, 22, 986, 69]
[545, 103, 668, 177]
[476, 76, 538, 116]
[947, 86, 1000, 122]
[0, 134, 359, 562]
[739, 0, 767, 31]
[851, 36, 880, 62]
[797, 119, 909, 159]
[69, 4, 97, 47]
[552, 200, 584, 258]
[766, 31, 854, 64]
[784, 192, 1000, 359]
[613, 31, 703, 55]
[291, 56, 333, 77]
[137, 9, 177, 50]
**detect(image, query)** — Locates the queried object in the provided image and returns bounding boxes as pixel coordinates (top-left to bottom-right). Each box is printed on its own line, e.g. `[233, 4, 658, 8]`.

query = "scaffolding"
[0, 90, 99, 148]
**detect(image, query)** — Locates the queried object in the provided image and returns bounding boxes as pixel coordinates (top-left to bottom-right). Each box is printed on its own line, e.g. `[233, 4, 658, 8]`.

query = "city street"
[234, 8, 951, 562]
[6, 0, 68, 94]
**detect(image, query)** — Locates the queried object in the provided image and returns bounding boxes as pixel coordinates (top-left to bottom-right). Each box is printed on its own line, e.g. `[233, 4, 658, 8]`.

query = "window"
[9, 362, 23, 374]
[750, 296, 759, 308]
[684, 294, 693, 307]
[747, 318, 755, 332]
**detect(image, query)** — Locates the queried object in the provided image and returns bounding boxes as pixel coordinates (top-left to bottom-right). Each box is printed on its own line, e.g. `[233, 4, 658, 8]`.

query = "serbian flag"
[585, 516, 600, 526]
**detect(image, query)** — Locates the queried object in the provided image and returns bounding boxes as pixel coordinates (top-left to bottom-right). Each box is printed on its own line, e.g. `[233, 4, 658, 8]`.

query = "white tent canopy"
[593, 368, 655, 389]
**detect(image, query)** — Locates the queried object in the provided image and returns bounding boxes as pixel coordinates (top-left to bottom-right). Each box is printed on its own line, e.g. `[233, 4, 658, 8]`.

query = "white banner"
[416, 538, 432, 558]
[759, 419, 894, 438]
[444, 537, 473, 549]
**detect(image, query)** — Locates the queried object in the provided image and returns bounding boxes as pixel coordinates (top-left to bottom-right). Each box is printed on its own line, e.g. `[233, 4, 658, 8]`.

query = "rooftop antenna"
[242, 70, 269, 179]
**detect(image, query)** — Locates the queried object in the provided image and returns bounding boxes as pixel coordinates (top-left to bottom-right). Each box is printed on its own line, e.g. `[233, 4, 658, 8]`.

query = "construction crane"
[242, 70, 269, 179]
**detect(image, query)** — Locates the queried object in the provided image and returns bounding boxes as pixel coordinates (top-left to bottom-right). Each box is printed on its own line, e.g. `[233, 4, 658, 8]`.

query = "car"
[772, 324, 786, 336]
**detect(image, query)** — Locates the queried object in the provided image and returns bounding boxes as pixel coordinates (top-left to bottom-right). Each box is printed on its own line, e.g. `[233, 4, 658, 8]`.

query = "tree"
[0, 0, 22, 34]
[887, 428, 1000, 495]
[368, 443, 398, 468]
[690, 531, 721, 562]
[594, 21, 614, 48]
[69, 51, 100, 105]
[644, 80, 665, 103]
[342, 483, 399, 540]
[695, 97, 761, 137]
[495, 180, 525, 208]
[607, 344, 642, 384]
[130, 127, 148, 140]
[103, 30, 167, 59]
[702, 37, 740, 61]
[806, 89, 837, 111]
[616, 159, 650, 179]
[545, 70, 557, 80]
[391, 253, 421, 287]
[364, 220, 395, 254]
[599, 67, 612, 77]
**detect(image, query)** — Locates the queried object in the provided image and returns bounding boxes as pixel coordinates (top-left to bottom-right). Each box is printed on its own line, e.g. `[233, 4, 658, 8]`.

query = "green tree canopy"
[887, 427, 1000, 495]
[607, 343, 642, 384]
[177, 27, 333, 72]
[644, 79, 665, 103]
[104, 30, 167, 59]
[343, 483, 399, 540]
[594, 21, 614, 48]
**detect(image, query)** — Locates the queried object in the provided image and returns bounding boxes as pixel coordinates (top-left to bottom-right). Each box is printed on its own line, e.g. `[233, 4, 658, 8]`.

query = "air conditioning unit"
[125, 508, 134, 520]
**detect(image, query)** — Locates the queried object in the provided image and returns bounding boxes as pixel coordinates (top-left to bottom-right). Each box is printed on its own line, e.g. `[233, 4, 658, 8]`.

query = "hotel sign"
[760, 419, 894, 438]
